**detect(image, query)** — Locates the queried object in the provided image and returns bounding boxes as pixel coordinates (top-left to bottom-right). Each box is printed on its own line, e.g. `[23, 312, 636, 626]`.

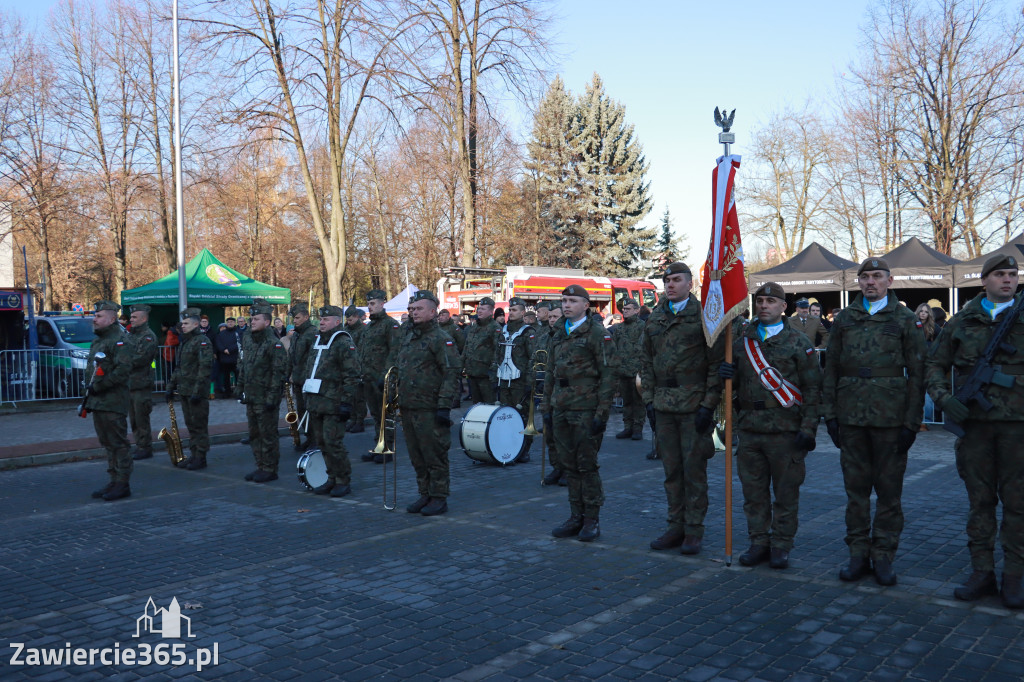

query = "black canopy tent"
[951, 232, 1024, 310]
[856, 237, 960, 313]
[747, 242, 857, 314]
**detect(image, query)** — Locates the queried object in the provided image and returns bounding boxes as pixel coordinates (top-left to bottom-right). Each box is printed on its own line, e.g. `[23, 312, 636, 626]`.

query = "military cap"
[562, 284, 590, 301]
[249, 298, 273, 316]
[795, 297, 809, 308]
[524, 309, 538, 318]
[411, 290, 439, 305]
[857, 257, 891, 275]
[319, 304, 344, 317]
[366, 289, 387, 302]
[981, 253, 1019, 279]
[619, 297, 639, 309]
[754, 282, 786, 300]
[549, 301, 562, 311]
[289, 302, 309, 316]
[345, 305, 361, 317]
[535, 301, 551, 311]
[663, 262, 692, 278]
[478, 296, 496, 307]
[129, 304, 151, 314]
[508, 296, 527, 308]
[180, 307, 202, 321]
[94, 300, 120, 313]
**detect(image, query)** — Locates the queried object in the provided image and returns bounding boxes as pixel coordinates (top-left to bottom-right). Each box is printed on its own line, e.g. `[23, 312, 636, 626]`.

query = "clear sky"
[5, 0, 873, 261]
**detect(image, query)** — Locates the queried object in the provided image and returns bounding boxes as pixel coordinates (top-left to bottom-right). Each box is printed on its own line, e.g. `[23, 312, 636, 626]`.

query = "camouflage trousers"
[955, 421, 1024, 574]
[617, 376, 645, 432]
[839, 425, 906, 561]
[402, 409, 450, 499]
[128, 390, 153, 453]
[468, 376, 496, 405]
[293, 384, 315, 447]
[498, 380, 533, 457]
[365, 376, 383, 436]
[93, 409, 131, 483]
[347, 380, 366, 430]
[552, 409, 604, 517]
[655, 410, 715, 537]
[246, 403, 281, 473]
[310, 412, 351, 485]
[181, 398, 210, 459]
[737, 430, 807, 550]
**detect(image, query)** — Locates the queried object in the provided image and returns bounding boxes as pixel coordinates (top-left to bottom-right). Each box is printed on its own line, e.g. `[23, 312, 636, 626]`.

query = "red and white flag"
[701, 154, 748, 346]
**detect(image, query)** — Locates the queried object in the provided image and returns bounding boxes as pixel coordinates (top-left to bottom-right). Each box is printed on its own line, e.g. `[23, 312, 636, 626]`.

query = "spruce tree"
[655, 207, 681, 267]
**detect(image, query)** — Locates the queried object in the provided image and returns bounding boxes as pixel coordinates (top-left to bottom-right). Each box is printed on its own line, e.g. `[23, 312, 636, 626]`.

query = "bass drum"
[296, 449, 329, 490]
[460, 403, 525, 465]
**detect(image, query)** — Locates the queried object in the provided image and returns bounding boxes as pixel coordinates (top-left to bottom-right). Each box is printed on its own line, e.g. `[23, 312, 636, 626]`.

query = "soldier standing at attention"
[360, 290, 401, 463]
[343, 305, 367, 433]
[167, 308, 214, 470]
[237, 300, 290, 483]
[926, 254, 1024, 608]
[289, 302, 317, 451]
[540, 302, 567, 486]
[640, 263, 725, 555]
[823, 257, 926, 586]
[87, 301, 134, 501]
[493, 297, 537, 463]
[542, 285, 616, 541]
[437, 307, 465, 409]
[303, 305, 362, 497]
[398, 290, 462, 516]
[611, 297, 646, 441]
[719, 283, 821, 569]
[126, 304, 158, 460]
[463, 297, 500, 404]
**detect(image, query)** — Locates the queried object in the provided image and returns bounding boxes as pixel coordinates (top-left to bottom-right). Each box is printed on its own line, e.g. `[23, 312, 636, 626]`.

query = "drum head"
[296, 450, 329, 490]
[486, 406, 524, 465]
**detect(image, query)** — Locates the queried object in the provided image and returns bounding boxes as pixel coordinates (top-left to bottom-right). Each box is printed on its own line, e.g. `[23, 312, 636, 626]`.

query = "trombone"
[371, 367, 399, 510]
[520, 349, 547, 483]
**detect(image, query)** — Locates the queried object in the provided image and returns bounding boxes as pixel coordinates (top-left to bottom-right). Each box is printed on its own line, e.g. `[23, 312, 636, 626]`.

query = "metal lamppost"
[173, 0, 187, 313]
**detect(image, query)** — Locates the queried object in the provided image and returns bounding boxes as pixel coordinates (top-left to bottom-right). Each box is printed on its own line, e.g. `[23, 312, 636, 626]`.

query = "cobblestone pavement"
[1, 410, 1022, 681]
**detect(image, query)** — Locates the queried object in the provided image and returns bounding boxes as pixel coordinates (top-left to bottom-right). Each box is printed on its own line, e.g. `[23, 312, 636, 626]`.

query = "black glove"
[942, 396, 969, 423]
[543, 412, 554, 433]
[189, 394, 201, 406]
[338, 402, 352, 421]
[264, 403, 278, 414]
[794, 431, 816, 452]
[694, 406, 715, 435]
[826, 418, 841, 449]
[897, 426, 917, 454]
[646, 402, 656, 431]
[590, 417, 607, 436]
[435, 408, 453, 428]
[718, 361, 736, 380]
[165, 391, 175, 404]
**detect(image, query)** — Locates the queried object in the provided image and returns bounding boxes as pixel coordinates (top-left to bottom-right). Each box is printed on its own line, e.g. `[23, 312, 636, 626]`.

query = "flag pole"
[717, 109, 737, 568]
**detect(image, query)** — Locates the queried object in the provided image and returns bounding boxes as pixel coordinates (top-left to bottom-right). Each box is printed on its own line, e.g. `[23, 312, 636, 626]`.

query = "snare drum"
[460, 403, 525, 465]
[296, 449, 329, 490]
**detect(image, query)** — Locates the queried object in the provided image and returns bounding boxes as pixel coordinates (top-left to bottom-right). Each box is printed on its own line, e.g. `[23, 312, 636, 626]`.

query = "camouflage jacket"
[790, 314, 829, 349]
[360, 311, 401, 380]
[397, 319, 462, 410]
[170, 329, 214, 398]
[733, 319, 821, 435]
[302, 328, 361, 415]
[437, 319, 465, 353]
[125, 324, 158, 391]
[463, 316, 501, 379]
[85, 323, 131, 415]
[289, 320, 317, 385]
[541, 314, 617, 418]
[926, 292, 1024, 422]
[237, 328, 289, 405]
[611, 316, 645, 378]
[491, 319, 537, 389]
[345, 321, 365, 348]
[640, 295, 725, 414]
[822, 293, 926, 429]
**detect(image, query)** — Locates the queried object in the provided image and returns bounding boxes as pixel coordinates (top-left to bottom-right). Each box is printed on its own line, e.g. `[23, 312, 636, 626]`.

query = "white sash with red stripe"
[742, 336, 803, 408]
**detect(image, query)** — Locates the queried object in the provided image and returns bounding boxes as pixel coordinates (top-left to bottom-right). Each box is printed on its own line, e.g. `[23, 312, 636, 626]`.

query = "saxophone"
[285, 383, 301, 448]
[159, 400, 186, 466]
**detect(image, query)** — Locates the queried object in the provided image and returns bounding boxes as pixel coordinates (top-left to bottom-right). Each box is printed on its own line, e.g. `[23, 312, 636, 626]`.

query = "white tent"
[383, 284, 419, 313]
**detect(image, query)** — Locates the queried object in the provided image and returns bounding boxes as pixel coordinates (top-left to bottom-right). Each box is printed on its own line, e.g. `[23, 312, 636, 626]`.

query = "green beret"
[94, 301, 120, 313]
[981, 254, 1019, 279]
[535, 301, 550, 311]
[411, 290, 439, 305]
[619, 297, 639, 309]
[180, 307, 202, 321]
[508, 297, 527, 308]
[344, 305, 361, 317]
[249, 298, 273, 316]
[289, 302, 309, 316]
[549, 302, 562, 311]
[478, 296, 496, 307]
[663, 262, 692, 278]
[754, 282, 786, 300]
[857, 257, 890, 275]
[319, 305, 344, 317]
[366, 289, 387, 302]
[561, 284, 590, 301]
[130, 304, 151, 314]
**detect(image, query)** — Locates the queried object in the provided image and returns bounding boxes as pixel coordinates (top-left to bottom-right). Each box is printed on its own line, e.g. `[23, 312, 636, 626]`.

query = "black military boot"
[348, 421, 364, 434]
[953, 570, 997, 601]
[1001, 573, 1024, 609]
[185, 456, 207, 471]
[312, 480, 335, 495]
[252, 470, 278, 483]
[132, 448, 153, 461]
[542, 468, 562, 486]
[631, 429, 643, 441]
[739, 544, 770, 566]
[679, 536, 702, 556]
[91, 481, 115, 499]
[557, 472, 568, 486]
[240, 437, 250, 445]
[646, 448, 660, 460]
[839, 556, 872, 582]
[650, 528, 687, 551]
[330, 484, 352, 498]
[406, 495, 430, 514]
[361, 452, 376, 462]
[102, 482, 131, 501]
[551, 514, 584, 538]
[373, 452, 394, 464]
[614, 427, 633, 439]
[244, 469, 260, 481]
[421, 497, 448, 516]
[578, 517, 600, 542]
[514, 452, 530, 464]
[873, 556, 897, 586]
[769, 547, 790, 570]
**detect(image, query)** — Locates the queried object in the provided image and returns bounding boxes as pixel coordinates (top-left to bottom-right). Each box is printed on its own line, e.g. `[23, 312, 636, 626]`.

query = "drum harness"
[299, 329, 354, 433]
[496, 323, 531, 386]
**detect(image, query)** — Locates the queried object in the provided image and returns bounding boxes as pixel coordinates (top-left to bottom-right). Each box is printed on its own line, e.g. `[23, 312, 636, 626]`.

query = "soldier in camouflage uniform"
[237, 299, 290, 483]
[541, 302, 567, 485]
[126, 304, 158, 460]
[303, 305, 362, 497]
[397, 290, 462, 516]
[463, 296, 500, 405]
[823, 257, 926, 586]
[167, 308, 214, 470]
[640, 262, 725, 555]
[927, 254, 1024, 608]
[720, 283, 821, 569]
[542, 285, 617, 542]
[86, 301, 134, 501]
[360, 289, 401, 463]
[611, 297, 646, 440]
[343, 305, 367, 433]
[493, 297, 537, 463]
[289, 302, 317, 451]
[438, 308, 465, 408]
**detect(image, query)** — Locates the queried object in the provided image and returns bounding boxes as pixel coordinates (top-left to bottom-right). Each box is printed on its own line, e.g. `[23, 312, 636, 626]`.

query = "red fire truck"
[436, 266, 659, 316]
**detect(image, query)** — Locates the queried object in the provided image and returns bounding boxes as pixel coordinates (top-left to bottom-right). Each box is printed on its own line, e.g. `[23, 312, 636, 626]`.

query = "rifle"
[77, 352, 106, 418]
[944, 293, 1024, 437]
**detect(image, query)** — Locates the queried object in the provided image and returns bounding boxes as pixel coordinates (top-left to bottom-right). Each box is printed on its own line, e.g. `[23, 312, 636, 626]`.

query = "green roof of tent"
[120, 248, 291, 305]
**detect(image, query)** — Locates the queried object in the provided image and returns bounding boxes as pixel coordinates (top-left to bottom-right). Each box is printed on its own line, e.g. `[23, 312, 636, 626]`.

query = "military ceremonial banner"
[700, 154, 748, 345]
